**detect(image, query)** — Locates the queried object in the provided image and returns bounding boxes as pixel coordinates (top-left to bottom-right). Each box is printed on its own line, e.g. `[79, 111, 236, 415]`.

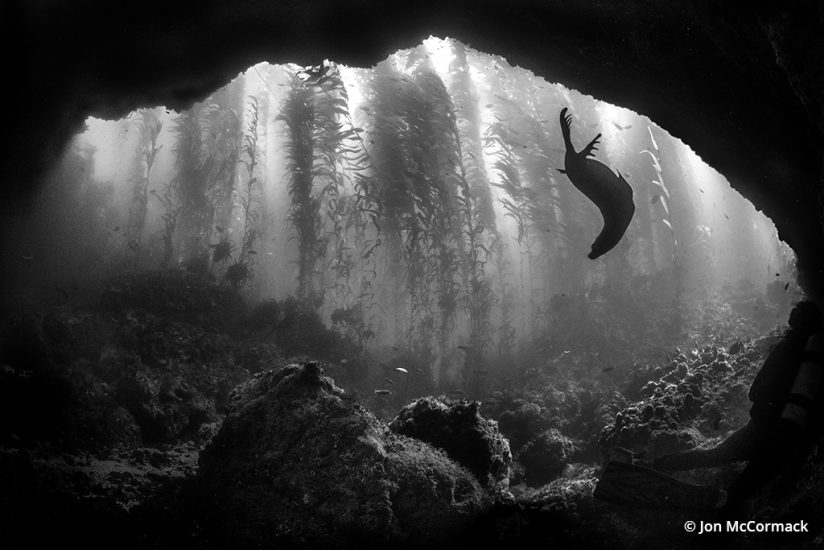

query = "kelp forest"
[15, 39, 792, 397]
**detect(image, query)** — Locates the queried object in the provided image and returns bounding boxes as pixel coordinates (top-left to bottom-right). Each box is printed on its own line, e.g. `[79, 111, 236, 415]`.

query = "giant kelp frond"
[279, 77, 322, 305]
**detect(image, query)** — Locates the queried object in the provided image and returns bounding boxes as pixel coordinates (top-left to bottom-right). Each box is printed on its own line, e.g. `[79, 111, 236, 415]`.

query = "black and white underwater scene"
[4, 3, 824, 550]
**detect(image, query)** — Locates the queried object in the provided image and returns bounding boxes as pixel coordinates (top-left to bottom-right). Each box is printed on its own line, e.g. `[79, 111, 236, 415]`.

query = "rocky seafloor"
[1, 270, 822, 549]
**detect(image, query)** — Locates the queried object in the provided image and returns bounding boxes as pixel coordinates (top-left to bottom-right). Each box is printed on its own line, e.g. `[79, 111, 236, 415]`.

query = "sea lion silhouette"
[559, 107, 635, 259]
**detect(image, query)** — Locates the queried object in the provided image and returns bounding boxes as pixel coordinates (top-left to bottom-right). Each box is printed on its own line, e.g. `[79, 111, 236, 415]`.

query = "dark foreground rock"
[0, 443, 202, 550]
[389, 397, 512, 492]
[196, 362, 490, 549]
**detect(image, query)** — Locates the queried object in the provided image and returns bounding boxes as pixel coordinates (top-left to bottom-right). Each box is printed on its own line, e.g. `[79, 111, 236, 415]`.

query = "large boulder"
[196, 362, 489, 548]
[389, 397, 512, 492]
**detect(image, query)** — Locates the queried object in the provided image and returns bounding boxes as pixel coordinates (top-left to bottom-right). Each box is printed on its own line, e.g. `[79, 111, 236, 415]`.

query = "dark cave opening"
[3, 2, 824, 549]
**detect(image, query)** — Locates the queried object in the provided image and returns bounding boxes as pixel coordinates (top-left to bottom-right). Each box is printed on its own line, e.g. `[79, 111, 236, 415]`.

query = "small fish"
[602, 366, 615, 373]
[650, 194, 661, 204]
[56, 288, 69, 299]
[456, 345, 471, 351]
[391, 345, 400, 352]
[784, 282, 790, 291]
[248, 250, 257, 255]
[446, 389, 466, 396]
[724, 214, 729, 220]
[112, 226, 120, 232]
[216, 225, 225, 233]
[339, 358, 349, 364]
[21, 255, 33, 261]
[698, 188, 705, 193]
[611, 122, 632, 131]
[383, 378, 394, 386]
[394, 367, 408, 374]
[128, 239, 139, 251]
[776, 273, 780, 277]
[374, 389, 393, 396]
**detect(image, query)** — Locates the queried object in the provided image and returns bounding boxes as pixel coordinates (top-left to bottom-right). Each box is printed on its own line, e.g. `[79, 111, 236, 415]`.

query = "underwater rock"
[100, 269, 246, 329]
[116, 371, 213, 444]
[592, 391, 628, 435]
[599, 338, 771, 460]
[95, 314, 256, 446]
[518, 428, 576, 487]
[96, 309, 267, 445]
[519, 464, 599, 512]
[475, 465, 614, 549]
[599, 380, 704, 459]
[197, 362, 489, 548]
[389, 397, 512, 492]
[0, 443, 200, 548]
[0, 313, 139, 449]
[483, 380, 605, 464]
[0, 306, 259, 451]
[493, 399, 552, 451]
